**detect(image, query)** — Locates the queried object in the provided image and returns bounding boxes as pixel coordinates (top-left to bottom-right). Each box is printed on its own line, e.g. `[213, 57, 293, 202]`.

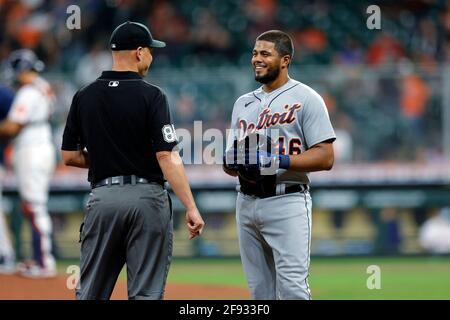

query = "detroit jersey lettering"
[228, 78, 336, 184]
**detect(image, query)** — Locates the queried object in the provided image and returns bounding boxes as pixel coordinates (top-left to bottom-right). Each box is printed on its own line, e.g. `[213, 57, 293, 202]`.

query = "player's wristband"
[278, 154, 290, 169]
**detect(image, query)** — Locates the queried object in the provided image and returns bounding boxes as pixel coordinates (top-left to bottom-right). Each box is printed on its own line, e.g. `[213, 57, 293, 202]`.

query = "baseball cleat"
[0, 255, 16, 275]
[16, 260, 57, 279]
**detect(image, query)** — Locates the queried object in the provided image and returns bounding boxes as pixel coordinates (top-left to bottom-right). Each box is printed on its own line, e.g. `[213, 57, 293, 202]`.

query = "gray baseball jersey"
[227, 78, 336, 184]
[229, 78, 336, 299]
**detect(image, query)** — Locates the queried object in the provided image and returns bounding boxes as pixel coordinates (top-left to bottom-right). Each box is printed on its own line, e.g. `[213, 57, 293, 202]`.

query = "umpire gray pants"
[76, 183, 173, 300]
[236, 191, 312, 300]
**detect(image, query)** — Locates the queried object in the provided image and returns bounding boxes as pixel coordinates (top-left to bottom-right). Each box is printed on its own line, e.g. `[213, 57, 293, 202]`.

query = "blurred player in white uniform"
[0, 84, 15, 274]
[0, 49, 56, 278]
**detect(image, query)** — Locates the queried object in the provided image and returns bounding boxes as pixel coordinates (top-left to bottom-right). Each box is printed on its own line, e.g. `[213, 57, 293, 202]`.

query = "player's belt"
[275, 183, 309, 196]
[239, 183, 309, 198]
[91, 175, 163, 189]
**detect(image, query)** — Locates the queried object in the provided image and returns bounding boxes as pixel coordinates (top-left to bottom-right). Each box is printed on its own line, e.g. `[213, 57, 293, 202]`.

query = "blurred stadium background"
[1, 0, 450, 299]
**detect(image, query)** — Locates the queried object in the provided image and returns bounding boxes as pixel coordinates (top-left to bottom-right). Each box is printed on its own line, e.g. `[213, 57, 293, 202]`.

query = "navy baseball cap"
[7, 49, 44, 73]
[109, 21, 166, 50]
[2, 49, 44, 83]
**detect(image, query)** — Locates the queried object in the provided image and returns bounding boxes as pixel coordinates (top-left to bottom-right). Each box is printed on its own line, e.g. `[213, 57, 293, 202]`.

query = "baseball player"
[0, 49, 57, 278]
[224, 30, 336, 299]
[0, 84, 15, 274]
[61, 21, 204, 300]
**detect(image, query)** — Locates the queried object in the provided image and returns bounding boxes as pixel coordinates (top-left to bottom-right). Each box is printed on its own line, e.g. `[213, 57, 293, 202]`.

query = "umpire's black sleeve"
[149, 90, 178, 152]
[62, 91, 83, 151]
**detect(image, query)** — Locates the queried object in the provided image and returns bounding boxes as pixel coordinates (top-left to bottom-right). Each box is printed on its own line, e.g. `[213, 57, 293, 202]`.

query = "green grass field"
[59, 255, 450, 299]
[166, 256, 450, 299]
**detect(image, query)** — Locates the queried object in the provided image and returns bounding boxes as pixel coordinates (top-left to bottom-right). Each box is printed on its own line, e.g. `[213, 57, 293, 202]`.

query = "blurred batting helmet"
[2, 49, 44, 82]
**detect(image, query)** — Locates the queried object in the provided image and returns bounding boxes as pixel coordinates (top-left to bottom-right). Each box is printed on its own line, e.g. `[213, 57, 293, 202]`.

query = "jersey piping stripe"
[300, 113, 307, 149]
[252, 92, 261, 102]
[267, 83, 300, 108]
[303, 191, 312, 300]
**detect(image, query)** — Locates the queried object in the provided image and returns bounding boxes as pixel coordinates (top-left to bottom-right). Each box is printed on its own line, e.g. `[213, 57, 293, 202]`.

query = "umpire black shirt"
[62, 71, 178, 184]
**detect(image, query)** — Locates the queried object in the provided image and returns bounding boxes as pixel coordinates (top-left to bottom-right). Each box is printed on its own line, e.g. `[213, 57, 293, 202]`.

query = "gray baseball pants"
[76, 183, 173, 300]
[236, 190, 312, 300]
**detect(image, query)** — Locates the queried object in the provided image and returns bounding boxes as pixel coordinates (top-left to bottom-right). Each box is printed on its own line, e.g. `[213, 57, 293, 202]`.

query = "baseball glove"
[237, 132, 276, 182]
[224, 132, 289, 197]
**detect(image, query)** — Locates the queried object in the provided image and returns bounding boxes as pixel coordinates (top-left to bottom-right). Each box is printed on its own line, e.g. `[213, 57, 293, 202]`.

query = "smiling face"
[252, 40, 281, 84]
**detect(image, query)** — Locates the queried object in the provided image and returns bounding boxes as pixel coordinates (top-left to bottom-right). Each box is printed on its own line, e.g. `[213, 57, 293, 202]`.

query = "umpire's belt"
[91, 175, 163, 189]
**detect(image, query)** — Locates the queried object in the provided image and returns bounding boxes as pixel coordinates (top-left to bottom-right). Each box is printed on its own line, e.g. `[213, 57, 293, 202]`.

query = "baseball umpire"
[224, 30, 336, 299]
[61, 21, 205, 300]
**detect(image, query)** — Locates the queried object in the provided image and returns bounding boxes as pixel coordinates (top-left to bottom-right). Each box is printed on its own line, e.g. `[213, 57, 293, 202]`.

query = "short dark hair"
[256, 30, 294, 59]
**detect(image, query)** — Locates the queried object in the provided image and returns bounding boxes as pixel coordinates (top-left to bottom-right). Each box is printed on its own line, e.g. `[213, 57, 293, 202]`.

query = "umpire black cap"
[109, 21, 166, 50]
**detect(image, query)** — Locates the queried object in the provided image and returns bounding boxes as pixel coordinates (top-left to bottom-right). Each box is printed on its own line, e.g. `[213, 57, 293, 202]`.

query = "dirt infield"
[0, 275, 250, 300]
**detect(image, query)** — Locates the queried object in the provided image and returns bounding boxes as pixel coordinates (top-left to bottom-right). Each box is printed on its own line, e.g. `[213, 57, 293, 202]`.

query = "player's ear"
[281, 55, 290, 69]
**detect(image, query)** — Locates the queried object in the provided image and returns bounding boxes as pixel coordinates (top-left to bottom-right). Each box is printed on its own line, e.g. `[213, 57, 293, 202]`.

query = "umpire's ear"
[136, 47, 143, 62]
[136, 46, 145, 61]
